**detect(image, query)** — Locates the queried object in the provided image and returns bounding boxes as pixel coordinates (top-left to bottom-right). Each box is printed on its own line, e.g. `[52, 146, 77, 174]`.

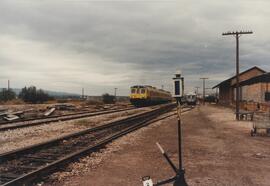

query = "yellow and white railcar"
[130, 85, 172, 106]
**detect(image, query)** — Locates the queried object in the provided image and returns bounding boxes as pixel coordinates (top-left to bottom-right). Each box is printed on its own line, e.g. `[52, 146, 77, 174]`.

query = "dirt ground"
[51, 104, 270, 186]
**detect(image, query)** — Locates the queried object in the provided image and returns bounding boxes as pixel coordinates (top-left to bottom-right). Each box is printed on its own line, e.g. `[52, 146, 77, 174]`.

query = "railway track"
[0, 104, 133, 126]
[0, 103, 190, 186]
[0, 106, 137, 131]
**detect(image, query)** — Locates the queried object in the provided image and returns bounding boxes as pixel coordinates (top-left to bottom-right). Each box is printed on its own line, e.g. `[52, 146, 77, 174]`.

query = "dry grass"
[83, 100, 103, 106]
[75, 119, 95, 127]
[0, 99, 25, 105]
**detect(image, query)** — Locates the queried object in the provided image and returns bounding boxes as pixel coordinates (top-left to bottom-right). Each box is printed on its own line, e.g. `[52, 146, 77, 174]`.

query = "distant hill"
[1, 88, 80, 98]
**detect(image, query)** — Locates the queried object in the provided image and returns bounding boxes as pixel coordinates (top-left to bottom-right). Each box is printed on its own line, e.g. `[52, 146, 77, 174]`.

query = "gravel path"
[0, 107, 151, 154]
[46, 104, 270, 186]
[43, 110, 179, 185]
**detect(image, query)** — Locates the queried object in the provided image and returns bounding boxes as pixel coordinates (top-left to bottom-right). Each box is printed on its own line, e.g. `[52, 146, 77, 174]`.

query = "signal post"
[142, 71, 188, 186]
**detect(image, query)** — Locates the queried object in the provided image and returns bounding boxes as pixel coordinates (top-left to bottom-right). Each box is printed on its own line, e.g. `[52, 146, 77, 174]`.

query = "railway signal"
[172, 71, 188, 186]
[142, 71, 188, 186]
[173, 70, 184, 99]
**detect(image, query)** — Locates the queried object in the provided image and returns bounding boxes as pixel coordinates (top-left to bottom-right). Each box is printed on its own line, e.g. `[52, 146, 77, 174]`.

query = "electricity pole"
[195, 86, 200, 95]
[82, 88, 84, 99]
[222, 31, 253, 120]
[200, 78, 208, 105]
[114, 88, 118, 102]
[8, 80, 10, 91]
[216, 88, 218, 103]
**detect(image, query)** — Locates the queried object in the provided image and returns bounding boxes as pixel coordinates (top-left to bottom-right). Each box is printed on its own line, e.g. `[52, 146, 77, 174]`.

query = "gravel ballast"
[0, 107, 152, 153]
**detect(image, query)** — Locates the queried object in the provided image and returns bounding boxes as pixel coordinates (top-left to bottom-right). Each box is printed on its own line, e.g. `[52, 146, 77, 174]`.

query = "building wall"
[239, 82, 270, 112]
[219, 84, 231, 104]
[261, 82, 270, 102]
[231, 68, 265, 86]
[219, 68, 265, 105]
[241, 83, 263, 102]
[241, 82, 270, 103]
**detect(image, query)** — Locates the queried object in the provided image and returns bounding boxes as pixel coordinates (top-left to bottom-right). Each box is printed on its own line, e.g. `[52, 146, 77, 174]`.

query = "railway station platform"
[52, 105, 270, 186]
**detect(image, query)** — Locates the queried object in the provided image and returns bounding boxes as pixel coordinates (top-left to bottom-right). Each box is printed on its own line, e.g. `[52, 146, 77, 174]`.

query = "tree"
[102, 93, 115, 104]
[19, 86, 51, 103]
[0, 88, 16, 101]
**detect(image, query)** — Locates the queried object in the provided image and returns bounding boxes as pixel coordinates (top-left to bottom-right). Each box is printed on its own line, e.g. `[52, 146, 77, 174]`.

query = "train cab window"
[131, 89, 136, 94]
[141, 89, 145, 94]
[136, 89, 140, 94]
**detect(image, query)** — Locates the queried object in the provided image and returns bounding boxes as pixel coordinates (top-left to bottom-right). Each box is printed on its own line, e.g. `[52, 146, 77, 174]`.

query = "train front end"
[129, 86, 149, 106]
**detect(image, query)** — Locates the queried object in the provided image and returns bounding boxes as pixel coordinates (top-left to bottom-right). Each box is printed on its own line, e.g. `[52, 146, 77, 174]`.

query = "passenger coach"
[129, 85, 172, 106]
[185, 92, 197, 105]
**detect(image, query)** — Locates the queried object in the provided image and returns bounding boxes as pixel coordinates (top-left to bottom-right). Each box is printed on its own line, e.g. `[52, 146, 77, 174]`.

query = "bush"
[19, 86, 51, 104]
[102, 93, 115, 104]
[0, 88, 16, 101]
[84, 100, 103, 105]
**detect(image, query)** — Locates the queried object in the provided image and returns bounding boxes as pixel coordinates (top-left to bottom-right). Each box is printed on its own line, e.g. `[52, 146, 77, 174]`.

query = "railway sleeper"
[0, 104, 176, 185]
[0, 174, 19, 183]
[23, 155, 57, 162]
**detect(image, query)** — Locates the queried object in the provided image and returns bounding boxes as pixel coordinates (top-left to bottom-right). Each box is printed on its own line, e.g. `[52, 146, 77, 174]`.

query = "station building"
[239, 72, 270, 111]
[213, 66, 270, 111]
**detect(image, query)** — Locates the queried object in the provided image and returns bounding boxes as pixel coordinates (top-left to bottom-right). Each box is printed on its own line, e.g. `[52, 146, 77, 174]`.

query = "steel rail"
[0, 104, 193, 186]
[0, 104, 179, 186]
[0, 104, 134, 126]
[0, 107, 137, 131]
[0, 105, 167, 162]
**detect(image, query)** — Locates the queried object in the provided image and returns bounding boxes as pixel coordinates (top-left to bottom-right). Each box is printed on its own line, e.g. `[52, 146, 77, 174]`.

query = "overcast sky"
[0, 0, 269, 95]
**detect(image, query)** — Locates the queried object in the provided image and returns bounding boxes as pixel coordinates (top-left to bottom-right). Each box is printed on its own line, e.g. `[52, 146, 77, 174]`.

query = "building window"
[265, 92, 270, 101]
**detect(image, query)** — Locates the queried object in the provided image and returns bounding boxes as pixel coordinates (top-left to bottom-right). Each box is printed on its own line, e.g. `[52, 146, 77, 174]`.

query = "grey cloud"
[0, 0, 270, 95]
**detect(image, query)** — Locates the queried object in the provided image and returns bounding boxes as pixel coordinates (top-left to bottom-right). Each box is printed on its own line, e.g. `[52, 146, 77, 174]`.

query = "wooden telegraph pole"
[82, 88, 84, 99]
[114, 88, 118, 102]
[195, 87, 200, 95]
[222, 31, 253, 120]
[200, 78, 208, 105]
